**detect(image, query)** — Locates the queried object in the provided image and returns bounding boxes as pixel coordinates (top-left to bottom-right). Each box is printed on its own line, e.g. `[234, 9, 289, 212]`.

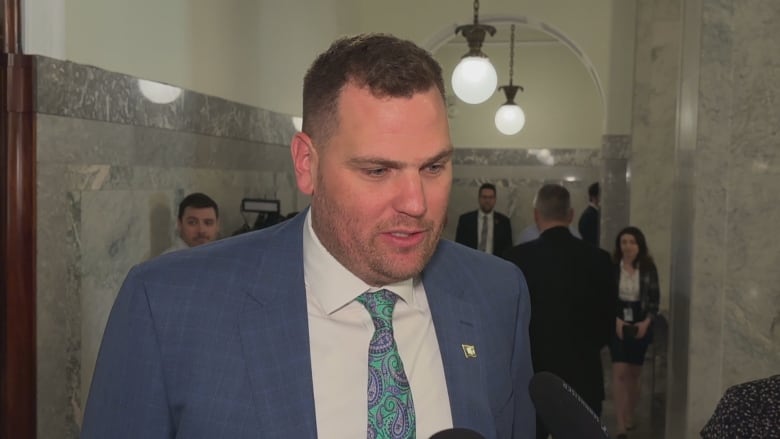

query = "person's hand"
[616, 317, 625, 340]
[636, 317, 651, 339]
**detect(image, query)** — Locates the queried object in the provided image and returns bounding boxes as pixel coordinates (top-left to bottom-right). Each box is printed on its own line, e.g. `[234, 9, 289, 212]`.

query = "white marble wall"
[630, 0, 682, 314]
[666, 0, 780, 437]
[35, 58, 300, 438]
[601, 134, 631, 252]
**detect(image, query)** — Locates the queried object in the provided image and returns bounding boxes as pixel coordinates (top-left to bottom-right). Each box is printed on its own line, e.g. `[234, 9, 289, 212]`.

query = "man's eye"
[426, 163, 445, 174]
[365, 168, 388, 177]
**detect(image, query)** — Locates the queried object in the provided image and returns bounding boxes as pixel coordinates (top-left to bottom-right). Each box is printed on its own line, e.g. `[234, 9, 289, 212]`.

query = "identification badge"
[623, 307, 634, 323]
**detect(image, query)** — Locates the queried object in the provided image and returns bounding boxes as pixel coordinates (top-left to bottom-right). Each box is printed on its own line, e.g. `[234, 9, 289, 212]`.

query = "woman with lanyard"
[610, 226, 660, 439]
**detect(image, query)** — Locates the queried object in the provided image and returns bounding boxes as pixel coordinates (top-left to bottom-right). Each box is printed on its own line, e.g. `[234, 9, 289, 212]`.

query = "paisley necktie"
[357, 290, 416, 439]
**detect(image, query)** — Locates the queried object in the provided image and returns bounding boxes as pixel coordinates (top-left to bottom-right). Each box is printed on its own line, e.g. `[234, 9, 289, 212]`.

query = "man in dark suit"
[455, 183, 514, 257]
[504, 184, 616, 439]
[82, 34, 534, 439]
[578, 182, 601, 247]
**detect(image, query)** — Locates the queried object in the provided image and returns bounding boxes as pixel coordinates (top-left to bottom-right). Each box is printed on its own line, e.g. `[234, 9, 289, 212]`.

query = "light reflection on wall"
[138, 79, 182, 104]
[292, 116, 303, 132]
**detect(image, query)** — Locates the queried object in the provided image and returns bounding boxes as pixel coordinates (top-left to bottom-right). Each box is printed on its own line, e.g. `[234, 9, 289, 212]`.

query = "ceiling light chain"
[508, 24, 515, 86]
[495, 23, 526, 135]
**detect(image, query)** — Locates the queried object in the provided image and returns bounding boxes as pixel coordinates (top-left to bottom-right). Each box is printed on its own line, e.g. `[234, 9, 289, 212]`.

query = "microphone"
[529, 371, 611, 439]
[429, 428, 485, 438]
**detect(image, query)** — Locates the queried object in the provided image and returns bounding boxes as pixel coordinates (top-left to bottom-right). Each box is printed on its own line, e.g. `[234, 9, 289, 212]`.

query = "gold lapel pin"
[461, 344, 477, 359]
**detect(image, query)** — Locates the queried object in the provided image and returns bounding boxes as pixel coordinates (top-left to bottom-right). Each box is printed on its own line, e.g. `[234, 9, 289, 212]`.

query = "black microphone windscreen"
[429, 427, 485, 439]
[529, 371, 611, 439]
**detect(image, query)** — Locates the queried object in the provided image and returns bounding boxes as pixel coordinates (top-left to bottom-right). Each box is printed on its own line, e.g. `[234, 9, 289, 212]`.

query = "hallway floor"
[600, 345, 667, 439]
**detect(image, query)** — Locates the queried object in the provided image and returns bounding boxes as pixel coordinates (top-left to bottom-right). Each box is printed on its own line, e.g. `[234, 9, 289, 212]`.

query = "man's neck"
[537, 221, 569, 233]
[480, 209, 493, 215]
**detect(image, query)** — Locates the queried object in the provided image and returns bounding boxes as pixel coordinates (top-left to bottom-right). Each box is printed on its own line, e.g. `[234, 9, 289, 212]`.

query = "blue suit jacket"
[81, 211, 535, 438]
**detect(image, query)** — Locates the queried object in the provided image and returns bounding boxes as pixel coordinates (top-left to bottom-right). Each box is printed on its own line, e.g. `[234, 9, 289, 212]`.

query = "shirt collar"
[302, 210, 417, 315]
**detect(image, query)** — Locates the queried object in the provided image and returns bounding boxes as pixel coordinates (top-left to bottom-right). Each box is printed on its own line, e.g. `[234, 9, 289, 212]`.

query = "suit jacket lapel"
[423, 248, 494, 434]
[239, 214, 318, 438]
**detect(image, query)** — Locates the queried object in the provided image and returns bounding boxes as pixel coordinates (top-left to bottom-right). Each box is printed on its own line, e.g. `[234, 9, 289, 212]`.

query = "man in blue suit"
[82, 33, 534, 439]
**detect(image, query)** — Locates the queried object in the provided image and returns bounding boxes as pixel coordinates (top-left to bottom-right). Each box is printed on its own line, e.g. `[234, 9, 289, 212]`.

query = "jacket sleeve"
[81, 267, 174, 438]
[614, 265, 624, 318]
[643, 264, 661, 318]
[510, 269, 536, 439]
[597, 252, 618, 346]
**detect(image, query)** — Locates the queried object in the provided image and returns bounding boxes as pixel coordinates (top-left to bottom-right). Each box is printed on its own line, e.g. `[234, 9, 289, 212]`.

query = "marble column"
[601, 134, 631, 252]
[667, 0, 780, 437]
[630, 0, 683, 313]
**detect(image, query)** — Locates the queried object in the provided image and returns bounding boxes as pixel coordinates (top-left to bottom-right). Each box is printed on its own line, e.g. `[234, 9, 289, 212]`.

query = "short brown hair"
[178, 192, 219, 220]
[302, 33, 445, 145]
[534, 184, 571, 221]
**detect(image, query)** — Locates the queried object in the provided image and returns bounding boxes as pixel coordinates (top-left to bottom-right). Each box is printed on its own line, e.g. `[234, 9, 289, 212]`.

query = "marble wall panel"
[78, 190, 152, 412]
[34, 57, 299, 438]
[667, 0, 780, 437]
[36, 183, 82, 439]
[36, 56, 296, 145]
[601, 135, 630, 252]
[630, 0, 682, 314]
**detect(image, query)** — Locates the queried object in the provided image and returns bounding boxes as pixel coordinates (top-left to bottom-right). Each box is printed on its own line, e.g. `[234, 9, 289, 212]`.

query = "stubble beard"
[311, 190, 445, 287]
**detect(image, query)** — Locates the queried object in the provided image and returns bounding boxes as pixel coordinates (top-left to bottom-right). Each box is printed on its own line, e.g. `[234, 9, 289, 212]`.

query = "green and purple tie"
[357, 290, 416, 439]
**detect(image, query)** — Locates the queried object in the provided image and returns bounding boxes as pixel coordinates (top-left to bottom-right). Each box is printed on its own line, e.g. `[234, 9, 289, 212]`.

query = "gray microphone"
[529, 371, 611, 439]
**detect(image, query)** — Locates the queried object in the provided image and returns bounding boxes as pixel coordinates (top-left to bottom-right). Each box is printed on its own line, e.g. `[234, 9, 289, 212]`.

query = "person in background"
[163, 192, 219, 253]
[504, 184, 616, 439]
[578, 182, 600, 246]
[454, 183, 513, 257]
[81, 33, 534, 439]
[516, 217, 581, 245]
[610, 226, 660, 439]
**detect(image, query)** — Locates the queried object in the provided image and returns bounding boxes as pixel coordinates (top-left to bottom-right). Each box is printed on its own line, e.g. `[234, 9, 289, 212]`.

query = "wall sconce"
[451, 0, 497, 104]
[495, 24, 526, 135]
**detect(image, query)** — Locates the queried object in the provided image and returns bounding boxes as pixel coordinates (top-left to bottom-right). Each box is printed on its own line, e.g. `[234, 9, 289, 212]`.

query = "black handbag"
[623, 324, 638, 340]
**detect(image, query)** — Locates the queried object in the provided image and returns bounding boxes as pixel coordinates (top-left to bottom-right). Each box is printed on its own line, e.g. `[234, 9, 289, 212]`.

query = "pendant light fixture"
[451, 0, 497, 104]
[494, 24, 526, 135]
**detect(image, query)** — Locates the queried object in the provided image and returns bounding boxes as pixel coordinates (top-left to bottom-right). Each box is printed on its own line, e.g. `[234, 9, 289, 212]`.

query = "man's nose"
[394, 173, 426, 217]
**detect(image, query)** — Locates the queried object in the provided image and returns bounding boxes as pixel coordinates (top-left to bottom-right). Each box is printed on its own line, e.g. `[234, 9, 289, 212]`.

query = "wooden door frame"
[1, 0, 37, 437]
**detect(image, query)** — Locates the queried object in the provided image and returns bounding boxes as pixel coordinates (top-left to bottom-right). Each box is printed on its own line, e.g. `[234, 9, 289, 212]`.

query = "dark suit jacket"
[455, 210, 513, 257]
[577, 205, 600, 247]
[81, 210, 535, 439]
[503, 226, 616, 409]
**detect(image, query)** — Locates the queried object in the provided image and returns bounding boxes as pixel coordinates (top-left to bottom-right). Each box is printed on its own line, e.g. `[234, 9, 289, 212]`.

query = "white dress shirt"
[477, 211, 495, 254]
[618, 261, 641, 302]
[303, 210, 453, 438]
[161, 235, 189, 255]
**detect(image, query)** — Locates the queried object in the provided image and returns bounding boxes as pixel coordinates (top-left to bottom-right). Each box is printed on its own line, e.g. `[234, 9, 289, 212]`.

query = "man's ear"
[291, 132, 317, 195]
[566, 208, 574, 224]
